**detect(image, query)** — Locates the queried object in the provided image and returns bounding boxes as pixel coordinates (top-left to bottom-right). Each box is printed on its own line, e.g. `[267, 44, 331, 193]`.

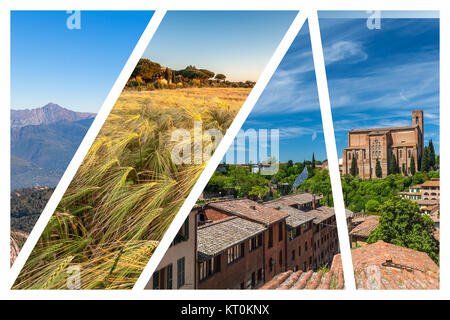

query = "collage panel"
[319, 11, 440, 289]
[146, 20, 349, 290]
[11, 11, 297, 289]
[10, 10, 155, 264]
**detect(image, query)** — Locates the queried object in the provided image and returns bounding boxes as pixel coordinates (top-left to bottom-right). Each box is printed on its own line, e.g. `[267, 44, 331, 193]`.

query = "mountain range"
[11, 103, 95, 128]
[11, 103, 96, 190]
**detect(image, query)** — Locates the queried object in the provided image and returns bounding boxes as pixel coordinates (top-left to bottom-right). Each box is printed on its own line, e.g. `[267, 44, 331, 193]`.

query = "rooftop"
[263, 203, 315, 228]
[349, 125, 415, 134]
[263, 241, 439, 290]
[259, 255, 344, 290]
[349, 215, 379, 238]
[421, 179, 440, 188]
[306, 206, 352, 224]
[207, 199, 288, 226]
[197, 216, 265, 261]
[352, 241, 439, 289]
[265, 193, 322, 207]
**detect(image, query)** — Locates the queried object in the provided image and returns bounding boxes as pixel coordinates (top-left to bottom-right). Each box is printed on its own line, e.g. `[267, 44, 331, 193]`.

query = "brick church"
[341, 110, 424, 179]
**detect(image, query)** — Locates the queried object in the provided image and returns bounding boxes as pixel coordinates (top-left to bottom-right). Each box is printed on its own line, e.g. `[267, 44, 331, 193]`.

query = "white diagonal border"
[308, 11, 356, 290]
[9, 10, 167, 288]
[133, 10, 309, 290]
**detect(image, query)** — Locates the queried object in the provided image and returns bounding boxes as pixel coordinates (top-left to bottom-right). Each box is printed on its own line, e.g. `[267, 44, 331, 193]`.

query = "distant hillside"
[11, 103, 95, 128]
[11, 186, 55, 234]
[11, 105, 95, 190]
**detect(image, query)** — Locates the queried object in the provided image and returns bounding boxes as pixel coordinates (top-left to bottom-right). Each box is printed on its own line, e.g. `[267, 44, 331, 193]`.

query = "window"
[249, 233, 263, 251]
[408, 150, 411, 158]
[269, 258, 274, 272]
[268, 226, 273, 248]
[227, 243, 244, 264]
[305, 241, 308, 252]
[251, 272, 256, 288]
[199, 256, 221, 281]
[298, 246, 301, 257]
[166, 264, 173, 289]
[177, 257, 185, 288]
[257, 268, 263, 281]
[279, 250, 283, 266]
[348, 153, 351, 160]
[291, 250, 295, 261]
[302, 221, 311, 232]
[173, 218, 189, 245]
[153, 270, 160, 289]
[278, 222, 283, 242]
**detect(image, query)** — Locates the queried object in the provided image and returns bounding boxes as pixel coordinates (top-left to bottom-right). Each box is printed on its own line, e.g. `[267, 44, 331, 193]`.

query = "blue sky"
[11, 11, 154, 112]
[143, 11, 297, 82]
[231, 15, 439, 164]
[237, 22, 326, 164]
[319, 17, 440, 156]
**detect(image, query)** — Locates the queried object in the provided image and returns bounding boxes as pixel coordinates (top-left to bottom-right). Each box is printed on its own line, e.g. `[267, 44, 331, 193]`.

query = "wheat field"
[14, 87, 250, 289]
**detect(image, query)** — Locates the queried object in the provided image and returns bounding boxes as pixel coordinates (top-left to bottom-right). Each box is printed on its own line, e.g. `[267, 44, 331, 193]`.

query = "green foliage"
[341, 171, 438, 214]
[312, 153, 316, 169]
[350, 155, 357, 176]
[214, 74, 226, 81]
[410, 156, 416, 175]
[299, 169, 333, 206]
[389, 153, 399, 174]
[11, 187, 55, 233]
[429, 140, 435, 167]
[248, 186, 270, 201]
[287, 160, 293, 168]
[176, 65, 213, 80]
[367, 197, 439, 264]
[131, 59, 161, 81]
[375, 158, 382, 178]
[206, 165, 270, 198]
[365, 199, 380, 213]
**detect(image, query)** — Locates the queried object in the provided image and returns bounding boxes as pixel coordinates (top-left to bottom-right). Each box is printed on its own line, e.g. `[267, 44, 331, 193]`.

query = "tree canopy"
[367, 197, 439, 263]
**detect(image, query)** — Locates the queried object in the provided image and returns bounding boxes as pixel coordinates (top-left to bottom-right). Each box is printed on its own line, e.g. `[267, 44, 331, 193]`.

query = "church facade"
[341, 110, 424, 179]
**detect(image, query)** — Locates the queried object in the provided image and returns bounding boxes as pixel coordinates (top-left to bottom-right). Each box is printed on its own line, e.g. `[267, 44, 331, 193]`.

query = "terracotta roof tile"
[263, 203, 315, 228]
[259, 255, 344, 290]
[263, 241, 439, 290]
[207, 199, 288, 225]
[349, 215, 379, 238]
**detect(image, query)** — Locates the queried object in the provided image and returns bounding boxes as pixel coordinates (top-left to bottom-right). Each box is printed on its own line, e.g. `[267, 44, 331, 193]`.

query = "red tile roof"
[349, 215, 379, 238]
[207, 199, 288, 226]
[259, 255, 344, 290]
[263, 241, 439, 290]
[352, 241, 439, 289]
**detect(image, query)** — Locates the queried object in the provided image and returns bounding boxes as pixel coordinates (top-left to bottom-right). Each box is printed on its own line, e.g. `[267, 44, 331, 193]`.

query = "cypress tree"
[375, 158, 382, 178]
[410, 156, 416, 175]
[389, 154, 398, 175]
[421, 147, 430, 172]
[312, 153, 316, 169]
[350, 154, 357, 176]
[429, 140, 435, 168]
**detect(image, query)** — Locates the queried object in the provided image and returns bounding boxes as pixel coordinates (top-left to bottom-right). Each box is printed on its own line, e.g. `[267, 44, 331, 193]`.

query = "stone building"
[194, 193, 350, 289]
[342, 109, 424, 179]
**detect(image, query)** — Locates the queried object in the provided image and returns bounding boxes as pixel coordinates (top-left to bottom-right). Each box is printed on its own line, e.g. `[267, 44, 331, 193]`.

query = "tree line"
[127, 59, 255, 90]
[349, 139, 438, 177]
